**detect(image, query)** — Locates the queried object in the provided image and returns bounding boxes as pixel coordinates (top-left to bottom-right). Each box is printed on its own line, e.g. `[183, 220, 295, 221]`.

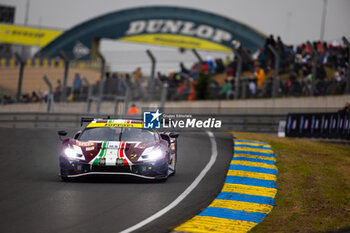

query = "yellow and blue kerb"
[175, 140, 278, 233]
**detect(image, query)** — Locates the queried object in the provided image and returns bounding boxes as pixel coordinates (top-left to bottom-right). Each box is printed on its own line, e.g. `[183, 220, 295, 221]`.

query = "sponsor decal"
[130, 153, 137, 159]
[86, 146, 94, 151]
[87, 122, 143, 128]
[76, 141, 95, 147]
[0, 23, 62, 47]
[73, 41, 90, 59]
[125, 20, 232, 44]
[136, 145, 145, 149]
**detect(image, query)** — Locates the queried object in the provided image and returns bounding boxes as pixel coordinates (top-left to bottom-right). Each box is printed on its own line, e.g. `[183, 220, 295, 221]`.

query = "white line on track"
[119, 131, 218, 233]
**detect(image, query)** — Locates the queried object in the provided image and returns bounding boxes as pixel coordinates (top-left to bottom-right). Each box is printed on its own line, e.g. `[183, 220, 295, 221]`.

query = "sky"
[1, 0, 350, 73]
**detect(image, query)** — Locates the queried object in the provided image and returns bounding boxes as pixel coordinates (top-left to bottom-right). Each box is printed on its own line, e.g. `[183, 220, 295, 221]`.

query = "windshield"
[78, 127, 157, 142]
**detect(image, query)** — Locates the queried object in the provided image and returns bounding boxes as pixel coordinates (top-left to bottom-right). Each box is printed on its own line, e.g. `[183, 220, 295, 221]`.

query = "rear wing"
[80, 116, 143, 127]
[80, 117, 94, 126]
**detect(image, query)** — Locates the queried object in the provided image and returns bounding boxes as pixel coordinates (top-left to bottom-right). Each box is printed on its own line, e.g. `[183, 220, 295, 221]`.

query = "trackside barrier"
[285, 112, 350, 139]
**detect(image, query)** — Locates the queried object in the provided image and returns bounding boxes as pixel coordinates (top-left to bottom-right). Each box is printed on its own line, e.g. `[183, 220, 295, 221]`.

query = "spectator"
[128, 104, 140, 115]
[248, 77, 257, 98]
[31, 91, 40, 102]
[220, 77, 233, 99]
[133, 67, 143, 79]
[316, 63, 327, 80]
[254, 63, 266, 88]
[73, 73, 82, 101]
[54, 79, 62, 101]
[338, 103, 350, 115]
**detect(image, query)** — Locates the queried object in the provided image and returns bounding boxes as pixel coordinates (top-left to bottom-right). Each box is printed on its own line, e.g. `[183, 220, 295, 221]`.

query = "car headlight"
[140, 147, 163, 161]
[64, 148, 83, 159]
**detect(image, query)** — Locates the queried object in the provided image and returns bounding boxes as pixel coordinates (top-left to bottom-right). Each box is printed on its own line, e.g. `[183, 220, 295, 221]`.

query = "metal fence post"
[82, 77, 92, 113]
[160, 82, 168, 112]
[307, 41, 318, 96]
[146, 49, 156, 101]
[122, 78, 130, 115]
[232, 41, 242, 99]
[96, 53, 105, 113]
[268, 45, 280, 98]
[113, 78, 130, 116]
[241, 78, 248, 99]
[59, 51, 69, 102]
[342, 36, 350, 94]
[15, 52, 25, 102]
[191, 49, 203, 72]
[43, 75, 55, 112]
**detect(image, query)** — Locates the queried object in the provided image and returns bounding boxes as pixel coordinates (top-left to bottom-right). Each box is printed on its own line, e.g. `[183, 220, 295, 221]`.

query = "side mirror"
[58, 130, 67, 136]
[169, 132, 179, 138]
[57, 130, 67, 141]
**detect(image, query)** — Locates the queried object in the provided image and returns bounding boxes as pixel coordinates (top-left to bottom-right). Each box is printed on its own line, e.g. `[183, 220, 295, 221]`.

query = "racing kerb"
[174, 139, 278, 233]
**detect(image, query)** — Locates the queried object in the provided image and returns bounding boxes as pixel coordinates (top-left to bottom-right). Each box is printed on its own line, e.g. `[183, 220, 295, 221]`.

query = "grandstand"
[0, 57, 101, 94]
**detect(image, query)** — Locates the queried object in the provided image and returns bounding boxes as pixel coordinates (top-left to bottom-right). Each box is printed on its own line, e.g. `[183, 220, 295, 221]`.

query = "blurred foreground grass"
[233, 132, 350, 233]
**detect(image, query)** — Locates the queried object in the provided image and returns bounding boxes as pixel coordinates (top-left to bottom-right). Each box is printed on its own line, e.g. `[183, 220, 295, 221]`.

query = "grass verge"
[233, 132, 350, 233]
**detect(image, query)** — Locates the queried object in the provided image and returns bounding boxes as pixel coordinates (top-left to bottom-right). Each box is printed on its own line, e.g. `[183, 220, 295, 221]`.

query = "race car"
[57, 118, 179, 181]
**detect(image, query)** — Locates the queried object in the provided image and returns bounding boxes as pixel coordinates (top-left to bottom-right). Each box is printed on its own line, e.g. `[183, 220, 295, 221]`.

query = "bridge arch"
[39, 6, 266, 60]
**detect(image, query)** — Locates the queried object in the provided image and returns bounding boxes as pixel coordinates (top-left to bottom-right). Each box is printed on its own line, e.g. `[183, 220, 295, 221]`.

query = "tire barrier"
[174, 140, 277, 233]
[285, 112, 350, 139]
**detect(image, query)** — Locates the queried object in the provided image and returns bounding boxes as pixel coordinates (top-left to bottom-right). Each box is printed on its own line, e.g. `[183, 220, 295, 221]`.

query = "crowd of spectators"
[157, 35, 349, 100]
[1, 35, 349, 104]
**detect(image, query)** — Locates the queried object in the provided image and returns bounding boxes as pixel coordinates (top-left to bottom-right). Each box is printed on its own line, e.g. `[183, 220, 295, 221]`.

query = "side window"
[74, 130, 82, 139]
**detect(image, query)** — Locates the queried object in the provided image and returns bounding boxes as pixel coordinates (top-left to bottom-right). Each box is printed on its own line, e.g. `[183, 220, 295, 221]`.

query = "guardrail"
[0, 112, 285, 133]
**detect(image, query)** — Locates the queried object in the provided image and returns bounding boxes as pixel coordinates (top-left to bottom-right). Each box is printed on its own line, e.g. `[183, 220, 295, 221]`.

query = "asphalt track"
[0, 128, 233, 233]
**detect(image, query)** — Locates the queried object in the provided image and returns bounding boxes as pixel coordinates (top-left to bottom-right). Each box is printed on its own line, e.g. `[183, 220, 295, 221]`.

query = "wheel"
[60, 168, 71, 181]
[60, 176, 71, 182]
[170, 141, 177, 176]
[170, 150, 177, 176]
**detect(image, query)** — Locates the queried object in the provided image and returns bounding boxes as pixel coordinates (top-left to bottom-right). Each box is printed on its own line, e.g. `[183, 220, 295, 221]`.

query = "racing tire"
[170, 150, 177, 176]
[156, 177, 168, 183]
[170, 141, 177, 176]
[60, 168, 71, 182]
[60, 176, 71, 182]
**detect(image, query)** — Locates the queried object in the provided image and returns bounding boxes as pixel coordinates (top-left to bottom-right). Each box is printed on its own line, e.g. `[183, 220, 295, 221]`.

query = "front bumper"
[59, 157, 168, 179]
